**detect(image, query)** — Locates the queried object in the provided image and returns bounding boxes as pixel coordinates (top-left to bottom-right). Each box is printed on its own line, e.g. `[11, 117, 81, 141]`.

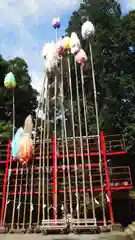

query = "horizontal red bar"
[0, 151, 127, 164]
[8, 185, 132, 195]
[8, 163, 103, 173]
[8, 165, 130, 175]
[8, 191, 39, 195]
[58, 185, 132, 192]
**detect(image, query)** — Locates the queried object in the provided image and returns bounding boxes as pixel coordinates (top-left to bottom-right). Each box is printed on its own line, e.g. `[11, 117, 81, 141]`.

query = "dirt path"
[0, 232, 129, 240]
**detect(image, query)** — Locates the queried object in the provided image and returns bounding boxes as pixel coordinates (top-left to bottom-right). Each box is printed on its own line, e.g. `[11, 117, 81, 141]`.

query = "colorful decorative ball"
[70, 32, 81, 55]
[56, 38, 65, 57]
[75, 49, 88, 67]
[81, 21, 95, 40]
[4, 72, 16, 89]
[11, 127, 24, 159]
[63, 36, 71, 51]
[52, 17, 60, 29]
[18, 133, 33, 165]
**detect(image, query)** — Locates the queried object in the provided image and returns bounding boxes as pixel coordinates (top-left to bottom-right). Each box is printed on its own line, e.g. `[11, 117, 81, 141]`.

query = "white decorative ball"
[81, 21, 95, 40]
[70, 32, 81, 55]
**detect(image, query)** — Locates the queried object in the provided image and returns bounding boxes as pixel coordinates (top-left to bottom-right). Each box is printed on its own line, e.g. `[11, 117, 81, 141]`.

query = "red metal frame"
[0, 132, 132, 226]
[100, 131, 114, 224]
[7, 185, 132, 196]
[0, 140, 11, 225]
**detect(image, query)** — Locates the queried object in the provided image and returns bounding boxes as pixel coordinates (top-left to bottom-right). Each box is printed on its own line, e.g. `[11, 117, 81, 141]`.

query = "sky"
[0, 0, 135, 93]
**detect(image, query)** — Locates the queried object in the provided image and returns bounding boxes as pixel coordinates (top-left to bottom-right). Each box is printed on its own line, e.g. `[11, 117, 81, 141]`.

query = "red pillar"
[52, 135, 57, 219]
[0, 140, 11, 225]
[100, 132, 114, 224]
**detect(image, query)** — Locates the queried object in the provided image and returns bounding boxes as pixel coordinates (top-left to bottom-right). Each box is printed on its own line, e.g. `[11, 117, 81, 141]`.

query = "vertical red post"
[100, 132, 114, 224]
[0, 140, 11, 225]
[52, 135, 57, 219]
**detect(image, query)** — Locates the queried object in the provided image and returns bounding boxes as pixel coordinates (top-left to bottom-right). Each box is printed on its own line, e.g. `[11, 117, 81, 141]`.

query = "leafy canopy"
[0, 56, 38, 139]
[65, 0, 135, 152]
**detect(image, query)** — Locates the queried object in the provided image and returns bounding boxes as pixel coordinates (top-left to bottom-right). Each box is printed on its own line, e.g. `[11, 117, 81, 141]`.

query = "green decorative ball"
[4, 72, 16, 89]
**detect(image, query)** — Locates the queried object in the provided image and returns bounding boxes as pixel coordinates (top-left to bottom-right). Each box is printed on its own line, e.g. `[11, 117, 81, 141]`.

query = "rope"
[37, 84, 45, 226]
[11, 160, 19, 229]
[12, 89, 15, 138]
[60, 58, 66, 219]
[53, 27, 58, 220]
[42, 79, 49, 221]
[53, 75, 57, 219]
[79, 66, 96, 220]
[17, 167, 23, 229]
[2, 89, 15, 226]
[29, 76, 47, 229]
[22, 167, 29, 229]
[46, 95, 50, 220]
[60, 57, 73, 218]
[89, 43, 106, 225]
[67, 56, 80, 220]
[3, 159, 12, 226]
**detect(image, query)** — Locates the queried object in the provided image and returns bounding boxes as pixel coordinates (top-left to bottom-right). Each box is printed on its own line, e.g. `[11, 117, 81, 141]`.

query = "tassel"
[106, 194, 110, 203]
[76, 204, 79, 211]
[17, 203, 21, 210]
[7, 200, 10, 205]
[30, 204, 34, 212]
[61, 204, 64, 211]
[94, 198, 100, 205]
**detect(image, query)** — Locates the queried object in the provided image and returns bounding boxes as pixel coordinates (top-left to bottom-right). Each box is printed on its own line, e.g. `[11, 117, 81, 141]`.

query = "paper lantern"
[18, 133, 33, 165]
[52, 17, 60, 29]
[75, 49, 88, 67]
[11, 127, 24, 159]
[81, 21, 95, 40]
[4, 72, 16, 89]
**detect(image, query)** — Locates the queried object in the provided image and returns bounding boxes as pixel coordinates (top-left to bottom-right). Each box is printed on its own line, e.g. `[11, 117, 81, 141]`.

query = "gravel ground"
[0, 232, 129, 240]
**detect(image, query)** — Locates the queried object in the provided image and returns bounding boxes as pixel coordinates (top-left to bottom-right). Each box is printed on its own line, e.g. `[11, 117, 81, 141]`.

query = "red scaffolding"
[0, 132, 132, 231]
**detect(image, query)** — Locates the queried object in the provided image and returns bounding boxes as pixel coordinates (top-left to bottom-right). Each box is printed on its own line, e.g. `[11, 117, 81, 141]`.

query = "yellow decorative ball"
[64, 36, 71, 50]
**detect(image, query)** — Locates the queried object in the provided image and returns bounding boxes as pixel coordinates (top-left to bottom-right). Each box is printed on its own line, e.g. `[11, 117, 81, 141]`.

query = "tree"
[0, 56, 38, 138]
[65, 1, 135, 152]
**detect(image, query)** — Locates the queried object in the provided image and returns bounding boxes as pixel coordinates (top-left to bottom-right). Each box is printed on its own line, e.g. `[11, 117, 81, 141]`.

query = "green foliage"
[0, 56, 38, 139]
[65, 0, 135, 153]
[0, 121, 12, 139]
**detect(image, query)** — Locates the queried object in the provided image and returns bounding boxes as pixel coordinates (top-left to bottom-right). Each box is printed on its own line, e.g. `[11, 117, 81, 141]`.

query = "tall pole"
[12, 89, 15, 139]
[52, 23, 59, 220]
[89, 43, 106, 225]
